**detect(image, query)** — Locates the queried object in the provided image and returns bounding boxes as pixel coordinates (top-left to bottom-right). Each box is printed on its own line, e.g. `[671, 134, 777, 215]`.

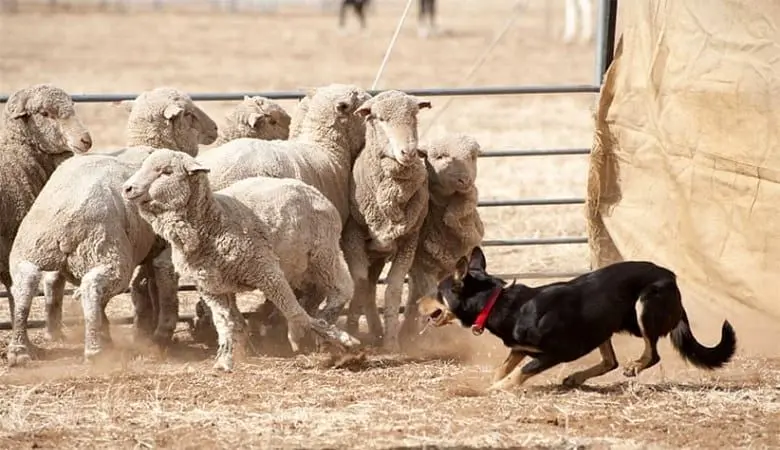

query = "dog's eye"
[452, 282, 462, 294]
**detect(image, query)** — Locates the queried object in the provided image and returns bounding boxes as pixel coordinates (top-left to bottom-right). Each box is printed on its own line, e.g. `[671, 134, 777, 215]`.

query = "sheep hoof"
[213, 344, 234, 372]
[6, 345, 32, 367]
[83, 347, 106, 364]
[382, 338, 401, 354]
[213, 357, 234, 373]
[44, 329, 65, 343]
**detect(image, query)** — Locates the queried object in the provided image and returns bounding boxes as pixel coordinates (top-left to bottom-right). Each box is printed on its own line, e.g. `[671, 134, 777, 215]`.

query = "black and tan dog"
[418, 247, 737, 391]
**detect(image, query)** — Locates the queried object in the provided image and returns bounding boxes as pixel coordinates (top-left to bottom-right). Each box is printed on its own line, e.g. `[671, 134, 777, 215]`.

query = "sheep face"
[227, 96, 291, 141]
[303, 83, 372, 159]
[121, 87, 219, 154]
[3, 84, 92, 154]
[355, 90, 432, 166]
[419, 134, 481, 195]
[122, 148, 210, 215]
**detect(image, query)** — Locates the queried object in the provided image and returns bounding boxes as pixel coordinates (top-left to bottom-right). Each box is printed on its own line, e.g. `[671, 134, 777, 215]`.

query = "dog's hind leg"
[623, 288, 674, 377]
[488, 355, 562, 392]
[492, 350, 526, 383]
[562, 340, 619, 387]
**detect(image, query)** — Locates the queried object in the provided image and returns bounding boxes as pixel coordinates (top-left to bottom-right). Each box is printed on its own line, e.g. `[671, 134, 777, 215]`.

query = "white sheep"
[0, 84, 92, 327]
[8, 87, 219, 364]
[341, 90, 432, 352]
[122, 149, 360, 372]
[6, 150, 159, 366]
[189, 175, 355, 353]
[195, 83, 371, 223]
[213, 95, 291, 145]
[397, 133, 485, 344]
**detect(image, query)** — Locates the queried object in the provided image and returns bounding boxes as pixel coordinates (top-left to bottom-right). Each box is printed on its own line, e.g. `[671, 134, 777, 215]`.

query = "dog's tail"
[670, 309, 737, 370]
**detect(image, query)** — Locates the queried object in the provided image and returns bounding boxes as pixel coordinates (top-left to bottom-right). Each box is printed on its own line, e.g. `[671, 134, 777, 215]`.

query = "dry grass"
[1, 1, 778, 448]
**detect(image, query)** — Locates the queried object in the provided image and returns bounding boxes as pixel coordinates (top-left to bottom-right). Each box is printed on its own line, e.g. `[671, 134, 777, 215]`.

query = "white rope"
[421, 0, 526, 138]
[371, 0, 416, 90]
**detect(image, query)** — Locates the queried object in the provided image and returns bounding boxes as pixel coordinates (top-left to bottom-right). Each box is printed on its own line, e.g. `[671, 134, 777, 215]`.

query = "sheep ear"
[183, 159, 210, 176]
[246, 112, 263, 128]
[468, 246, 487, 272]
[304, 87, 318, 99]
[354, 104, 373, 118]
[417, 100, 432, 110]
[453, 256, 469, 281]
[6, 91, 30, 119]
[243, 95, 251, 102]
[163, 104, 184, 120]
[117, 99, 135, 113]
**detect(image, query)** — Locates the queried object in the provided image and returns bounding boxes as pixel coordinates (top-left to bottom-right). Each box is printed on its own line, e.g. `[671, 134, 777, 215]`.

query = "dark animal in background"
[418, 247, 737, 391]
[339, 0, 370, 30]
[418, 0, 437, 37]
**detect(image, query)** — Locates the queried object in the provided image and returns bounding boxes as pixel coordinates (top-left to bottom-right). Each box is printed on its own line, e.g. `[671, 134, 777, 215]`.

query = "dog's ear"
[453, 256, 469, 281]
[468, 246, 487, 272]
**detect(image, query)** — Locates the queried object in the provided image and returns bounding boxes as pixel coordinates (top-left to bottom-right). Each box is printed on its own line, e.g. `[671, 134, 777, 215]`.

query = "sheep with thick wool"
[398, 134, 485, 343]
[6, 88, 219, 365]
[195, 83, 371, 222]
[213, 95, 291, 145]
[43, 87, 219, 343]
[0, 84, 92, 328]
[122, 149, 360, 371]
[341, 90, 432, 352]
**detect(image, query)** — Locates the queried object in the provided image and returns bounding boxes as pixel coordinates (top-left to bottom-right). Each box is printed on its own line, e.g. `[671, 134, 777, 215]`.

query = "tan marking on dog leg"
[562, 339, 618, 387]
[487, 368, 536, 392]
[623, 335, 660, 377]
[492, 350, 526, 383]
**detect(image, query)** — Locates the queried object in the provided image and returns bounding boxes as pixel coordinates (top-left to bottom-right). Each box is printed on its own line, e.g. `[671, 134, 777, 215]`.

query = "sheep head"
[418, 134, 481, 196]
[122, 148, 210, 217]
[120, 87, 219, 156]
[3, 84, 92, 155]
[221, 96, 291, 141]
[355, 89, 432, 167]
[296, 83, 372, 160]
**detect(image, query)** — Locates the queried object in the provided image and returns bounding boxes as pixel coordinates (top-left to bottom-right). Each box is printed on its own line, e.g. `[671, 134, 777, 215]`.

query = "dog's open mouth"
[417, 295, 454, 327]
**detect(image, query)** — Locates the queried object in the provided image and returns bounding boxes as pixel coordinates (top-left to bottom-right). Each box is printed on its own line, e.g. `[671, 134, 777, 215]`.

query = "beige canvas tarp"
[588, 0, 780, 351]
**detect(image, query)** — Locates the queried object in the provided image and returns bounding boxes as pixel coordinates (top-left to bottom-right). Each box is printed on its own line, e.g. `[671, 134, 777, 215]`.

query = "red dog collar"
[471, 287, 502, 336]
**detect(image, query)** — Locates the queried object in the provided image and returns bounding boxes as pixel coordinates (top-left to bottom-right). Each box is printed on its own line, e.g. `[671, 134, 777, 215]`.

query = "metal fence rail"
[0, 84, 601, 104]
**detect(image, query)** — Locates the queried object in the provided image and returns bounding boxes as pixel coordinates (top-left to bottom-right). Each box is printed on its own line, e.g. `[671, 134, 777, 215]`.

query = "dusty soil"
[1, 1, 778, 448]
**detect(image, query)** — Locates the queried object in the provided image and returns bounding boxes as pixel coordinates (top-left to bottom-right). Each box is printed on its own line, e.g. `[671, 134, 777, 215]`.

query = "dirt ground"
[1, 1, 779, 448]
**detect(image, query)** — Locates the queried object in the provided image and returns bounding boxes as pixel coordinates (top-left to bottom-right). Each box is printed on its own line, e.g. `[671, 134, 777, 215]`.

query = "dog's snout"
[80, 134, 93, 150]
[123, 184, 134, 195]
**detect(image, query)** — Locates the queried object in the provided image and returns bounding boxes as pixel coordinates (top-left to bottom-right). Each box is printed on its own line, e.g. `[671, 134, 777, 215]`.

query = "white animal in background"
[563, 0, 594, 44]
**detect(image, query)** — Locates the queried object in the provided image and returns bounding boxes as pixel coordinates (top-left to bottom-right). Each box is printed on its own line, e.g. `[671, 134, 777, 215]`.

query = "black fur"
[427, 247, 737, 386]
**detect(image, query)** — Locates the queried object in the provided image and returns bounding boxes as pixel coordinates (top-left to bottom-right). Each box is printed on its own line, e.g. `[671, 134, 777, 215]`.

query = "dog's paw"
[486, 381, 512, 393]
[623, 363, 641, 378]
[561, 374, 584, 388]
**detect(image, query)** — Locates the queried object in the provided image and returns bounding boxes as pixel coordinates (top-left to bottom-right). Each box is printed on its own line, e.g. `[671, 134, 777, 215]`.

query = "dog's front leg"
[492, 350, 526, 383]
[487, 355, 561, 392]
[562, 340, 619, 387]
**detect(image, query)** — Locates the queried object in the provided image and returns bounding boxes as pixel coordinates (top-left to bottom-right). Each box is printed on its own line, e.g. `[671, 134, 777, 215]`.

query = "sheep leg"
[192, 294, 218, 347]
[151, 246, 179, 346]
[130, 263, 156, 341]
[248, 257, 359, 353]
[312, 250, 354, 326]
[363, 260, 385, 341]
[200, 291, 244, 372]
[382, 236, 418, 353]
[80, 264, 128, 361]
[42, 271, 66, 342]
[6, 261, 43, 367]
[342, 223, 372, 336]
[1, 271, 14, 324]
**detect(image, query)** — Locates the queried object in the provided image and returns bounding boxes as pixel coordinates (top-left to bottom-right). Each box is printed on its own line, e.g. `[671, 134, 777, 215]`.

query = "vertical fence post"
[593, 0, 618, 86]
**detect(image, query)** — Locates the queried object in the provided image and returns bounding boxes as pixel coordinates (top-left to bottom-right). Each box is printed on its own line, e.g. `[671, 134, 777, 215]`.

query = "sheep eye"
[160, 167, 173, 175]
[40, 111, 50, 118]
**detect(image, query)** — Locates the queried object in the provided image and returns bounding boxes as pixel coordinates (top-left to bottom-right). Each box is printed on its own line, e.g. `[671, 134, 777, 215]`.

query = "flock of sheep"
[0, 83, 485, 372]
